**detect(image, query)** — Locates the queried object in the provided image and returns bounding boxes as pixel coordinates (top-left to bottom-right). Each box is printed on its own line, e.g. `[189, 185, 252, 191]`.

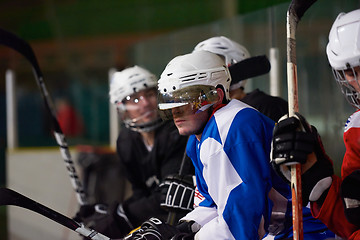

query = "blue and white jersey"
[180, 99, 335, 239]
[182, 99, 274, 239]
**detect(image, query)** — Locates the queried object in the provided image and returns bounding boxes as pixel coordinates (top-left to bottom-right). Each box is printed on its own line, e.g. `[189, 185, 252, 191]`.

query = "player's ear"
[215, 87, 225, 106]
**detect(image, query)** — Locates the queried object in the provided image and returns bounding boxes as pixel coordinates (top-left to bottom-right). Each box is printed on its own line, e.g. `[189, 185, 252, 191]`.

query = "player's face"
[124, 88, 158, 124]
[171, 104, 209, 136]
[344, 66, 360, 92]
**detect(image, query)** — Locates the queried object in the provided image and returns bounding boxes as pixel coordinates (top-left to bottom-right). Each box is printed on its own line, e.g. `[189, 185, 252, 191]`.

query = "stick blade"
[0, 187, 22, 206]
[229, 55, 271, 84]
[0, 187, 80, 231]
[288, 0, 318, 21]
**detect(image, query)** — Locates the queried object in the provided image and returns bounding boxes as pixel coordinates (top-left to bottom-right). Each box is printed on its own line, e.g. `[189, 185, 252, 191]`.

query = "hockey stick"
[228, 55, 271, 83]
[0, 28, 87, 205]
[166, 148, 189, 225]
[286, 0, 317, 239]
[0, 187, 109, 240]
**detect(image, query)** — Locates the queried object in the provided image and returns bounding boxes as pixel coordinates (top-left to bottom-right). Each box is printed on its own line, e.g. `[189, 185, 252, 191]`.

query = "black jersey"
[241, 88, 288, 122]
[116, 120, 193, 226]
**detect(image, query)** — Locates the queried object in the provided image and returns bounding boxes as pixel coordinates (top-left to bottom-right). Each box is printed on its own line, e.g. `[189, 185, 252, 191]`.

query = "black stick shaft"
[0, 28, 87, 205]
[0, 188, 109, 240]
[166, 148, 189, 225]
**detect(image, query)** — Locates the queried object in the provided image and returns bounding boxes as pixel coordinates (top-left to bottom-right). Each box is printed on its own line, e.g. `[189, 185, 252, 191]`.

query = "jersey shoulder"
[344, 110, 360, 132]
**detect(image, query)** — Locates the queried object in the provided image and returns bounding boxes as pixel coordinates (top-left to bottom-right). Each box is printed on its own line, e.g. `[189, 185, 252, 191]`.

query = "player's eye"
[344, 68, 358, 79]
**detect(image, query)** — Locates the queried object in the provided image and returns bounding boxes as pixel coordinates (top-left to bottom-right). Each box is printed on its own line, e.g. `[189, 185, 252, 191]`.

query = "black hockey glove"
[159, 174, 195, 212]
[74, 202, 133, 239]
[123, 217, 179, 240]
[271, 113, 334, 206]
[341, 169, 360, 227]
[170, 220, 200, 240]
[73, 203, 106, 223]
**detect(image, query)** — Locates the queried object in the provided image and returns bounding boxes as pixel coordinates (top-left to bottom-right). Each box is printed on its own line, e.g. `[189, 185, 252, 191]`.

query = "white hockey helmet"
[193, 36, 250, 90]
[326, 9, 360, 109]
[109, 65, 157, 104]
[158, 50, 231, 118]
[109, 65, 162, 132]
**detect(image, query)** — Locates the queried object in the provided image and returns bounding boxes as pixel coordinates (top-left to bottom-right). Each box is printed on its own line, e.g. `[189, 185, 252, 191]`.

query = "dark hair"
[216, 85, 230, 104]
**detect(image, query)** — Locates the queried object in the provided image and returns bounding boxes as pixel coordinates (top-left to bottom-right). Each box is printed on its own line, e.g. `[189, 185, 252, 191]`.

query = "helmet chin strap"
[126, 117, 164, 132]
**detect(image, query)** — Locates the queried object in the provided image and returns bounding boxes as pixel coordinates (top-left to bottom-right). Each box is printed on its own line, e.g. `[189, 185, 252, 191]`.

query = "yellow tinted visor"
[158, 85, 218, 110]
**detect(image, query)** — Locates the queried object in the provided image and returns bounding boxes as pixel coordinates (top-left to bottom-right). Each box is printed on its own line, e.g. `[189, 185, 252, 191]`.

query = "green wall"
[1, 0, 289, 40]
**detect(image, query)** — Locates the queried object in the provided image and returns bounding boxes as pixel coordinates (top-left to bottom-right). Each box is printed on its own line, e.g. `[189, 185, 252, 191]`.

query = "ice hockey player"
[158, 37, 287, 222]
[271, 9, 360, 240]
[125, 50, 275, 239]
[191, 36, 335, 239]
[74, 65, 193, 238]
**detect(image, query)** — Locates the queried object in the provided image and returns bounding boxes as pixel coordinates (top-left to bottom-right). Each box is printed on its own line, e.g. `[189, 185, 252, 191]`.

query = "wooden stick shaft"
[287, 10, 304, 240]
